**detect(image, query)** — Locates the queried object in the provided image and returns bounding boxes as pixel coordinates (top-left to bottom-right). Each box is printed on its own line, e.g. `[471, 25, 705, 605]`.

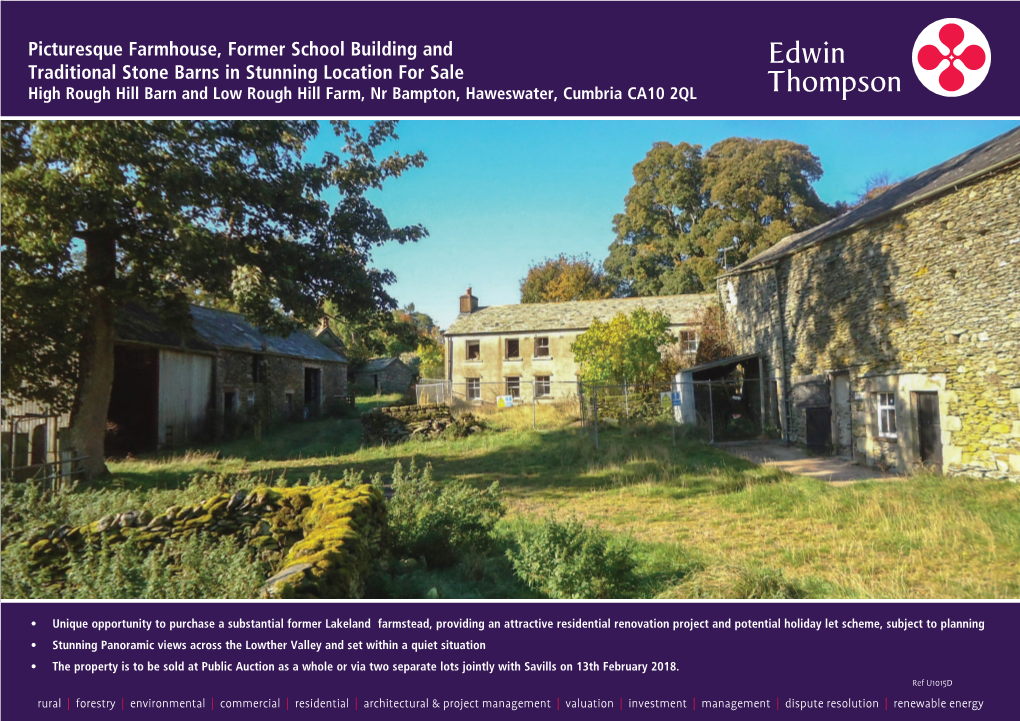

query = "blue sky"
[307, 120, 1018, 329]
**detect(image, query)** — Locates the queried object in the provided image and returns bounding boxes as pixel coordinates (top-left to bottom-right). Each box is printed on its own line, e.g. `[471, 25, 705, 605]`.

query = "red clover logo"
[912, 18, 990, 97]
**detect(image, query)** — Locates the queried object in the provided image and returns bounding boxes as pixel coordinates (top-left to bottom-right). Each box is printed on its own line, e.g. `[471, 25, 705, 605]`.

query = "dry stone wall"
[361, 404, 485, 445]
[720, 164, 1020, 480]
[22, 482, 386, 599]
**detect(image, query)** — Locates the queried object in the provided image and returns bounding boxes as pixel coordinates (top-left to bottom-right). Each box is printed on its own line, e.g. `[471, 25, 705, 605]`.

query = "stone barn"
[717, 126, 1020, 480]
[108, 304, 348, 453]
[353, 357, 415, 394]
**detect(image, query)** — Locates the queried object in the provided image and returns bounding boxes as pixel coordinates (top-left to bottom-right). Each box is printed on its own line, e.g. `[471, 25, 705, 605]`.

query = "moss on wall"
[20, 483, 387, 599]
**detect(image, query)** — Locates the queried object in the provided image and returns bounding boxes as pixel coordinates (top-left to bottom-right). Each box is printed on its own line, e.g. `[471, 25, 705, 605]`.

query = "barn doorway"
[830, 372, 852, 457]
[107, 346, 159, 454]
[304, 367, 322, 408]
[914, 391, 942, 469]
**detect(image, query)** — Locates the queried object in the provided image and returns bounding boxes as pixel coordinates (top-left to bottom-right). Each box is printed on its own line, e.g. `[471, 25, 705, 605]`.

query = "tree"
[605, 137, 835, 295]
[416, 338, 445, 379]
[570, 308, 675, 385]
[520, 253, 616, 303]
[2, 120, 426, 478]
[854, 171, 897, 206]
[328, 301, 437, 366]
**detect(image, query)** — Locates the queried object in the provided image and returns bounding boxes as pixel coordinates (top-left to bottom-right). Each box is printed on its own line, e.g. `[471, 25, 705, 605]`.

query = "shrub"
[729, 564, 808, 599]
[1, 532, 267, 599]
[387, 459, 504, 568]
[507, 517, 638, 599]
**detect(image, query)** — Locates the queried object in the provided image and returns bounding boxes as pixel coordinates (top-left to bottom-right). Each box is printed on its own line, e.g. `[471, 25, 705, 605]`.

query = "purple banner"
[2, 1, 1018, 116]
[2, 602, 1015, 717]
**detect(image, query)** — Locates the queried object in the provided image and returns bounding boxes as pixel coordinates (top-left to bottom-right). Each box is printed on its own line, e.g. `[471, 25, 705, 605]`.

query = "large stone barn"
[444, 288, 711, 403]
[108, 304, 348, 453]
[717, 126, 1020, 480]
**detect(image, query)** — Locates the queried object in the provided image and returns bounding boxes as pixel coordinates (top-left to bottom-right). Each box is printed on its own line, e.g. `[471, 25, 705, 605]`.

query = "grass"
[26, 397, 1020, 599]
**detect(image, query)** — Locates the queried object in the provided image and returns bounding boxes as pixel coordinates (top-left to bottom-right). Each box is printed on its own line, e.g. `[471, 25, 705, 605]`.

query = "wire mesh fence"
[416, 376, 772, 445]
[416, 379, 582, 431]
[578, 378, 767, 448]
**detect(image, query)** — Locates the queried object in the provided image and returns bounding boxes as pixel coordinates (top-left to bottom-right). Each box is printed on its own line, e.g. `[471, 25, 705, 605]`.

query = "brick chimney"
[459, 287, 478, 314]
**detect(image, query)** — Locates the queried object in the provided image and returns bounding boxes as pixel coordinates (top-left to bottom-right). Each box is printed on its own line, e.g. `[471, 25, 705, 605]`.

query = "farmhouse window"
[877, 393, 897, 438]
[534, 337, 550, 357]
[224, 391, 237, 413]
[505, 338, 520, 359]
[466, 340, 480, 360]
[467, 378, 480, 401]
[252, 354, 267, 383]
[506, 377, 521, 398]
[535, 376, 551, 397]
[679, 330, 699, 354]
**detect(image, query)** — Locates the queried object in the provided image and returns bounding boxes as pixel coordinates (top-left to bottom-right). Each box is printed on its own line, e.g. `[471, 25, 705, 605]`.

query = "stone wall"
[361, 404, 485, 445]
[22, 482, 387, 599]
[719, 163, 1020, 480]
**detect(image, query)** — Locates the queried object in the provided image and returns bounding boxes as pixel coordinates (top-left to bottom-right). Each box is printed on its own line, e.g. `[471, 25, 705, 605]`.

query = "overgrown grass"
[6, 409, 1018, 599]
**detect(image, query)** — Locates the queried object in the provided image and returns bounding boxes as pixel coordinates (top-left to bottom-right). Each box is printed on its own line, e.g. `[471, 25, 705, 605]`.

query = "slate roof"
[116, 304, 347, 363]
[357, 357, 404, 373]
[445, 294, 713, 336]
[724, 124, 1020, 275]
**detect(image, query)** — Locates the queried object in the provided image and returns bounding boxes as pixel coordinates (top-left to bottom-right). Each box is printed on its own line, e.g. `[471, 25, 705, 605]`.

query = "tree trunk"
[69, 233, 118, 480]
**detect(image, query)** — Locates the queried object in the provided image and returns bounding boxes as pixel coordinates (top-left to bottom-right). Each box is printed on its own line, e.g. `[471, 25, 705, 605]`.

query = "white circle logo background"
[912, 18, 990, 97]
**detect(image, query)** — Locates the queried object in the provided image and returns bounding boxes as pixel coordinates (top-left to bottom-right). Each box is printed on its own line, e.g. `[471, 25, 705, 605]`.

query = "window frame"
[505, 338, 520, 359]
[535, 375, 551, 397]
[466, 340, 481, 361]
[679, 330, 699, 354]
[506, 376, 521, 399]
[466, 378, 481, 401]
[534, 336, 550, 358]
[877, 392, 897, 439]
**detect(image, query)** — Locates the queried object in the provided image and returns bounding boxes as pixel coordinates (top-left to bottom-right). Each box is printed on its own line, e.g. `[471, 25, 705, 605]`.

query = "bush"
[387, 460, 504, 568]
[1, 532, 267, 599]
[507, 518, 638, 599]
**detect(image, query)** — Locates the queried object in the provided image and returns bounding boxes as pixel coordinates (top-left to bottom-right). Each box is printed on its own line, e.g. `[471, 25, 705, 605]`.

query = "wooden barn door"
[914, 391, 942, 468]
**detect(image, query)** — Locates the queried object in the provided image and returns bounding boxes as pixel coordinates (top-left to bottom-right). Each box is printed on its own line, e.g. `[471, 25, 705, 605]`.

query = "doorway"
[914, 391, 942, 468]
[304, 367, 322, 407]
[830, 373, 852, 457]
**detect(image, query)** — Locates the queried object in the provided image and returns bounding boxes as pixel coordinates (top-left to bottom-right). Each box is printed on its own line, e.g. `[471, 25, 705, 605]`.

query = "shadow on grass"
[106, 416, 787, 511]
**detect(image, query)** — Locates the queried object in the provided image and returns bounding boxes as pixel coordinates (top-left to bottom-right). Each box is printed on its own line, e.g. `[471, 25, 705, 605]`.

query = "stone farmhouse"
[717, 126, 1020, 480]
[108, 304, 348, 453]
[353, 357, 415, 394]
[444, 289, 711, 403]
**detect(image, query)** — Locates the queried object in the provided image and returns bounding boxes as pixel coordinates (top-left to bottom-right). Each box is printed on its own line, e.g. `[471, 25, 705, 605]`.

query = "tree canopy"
[1, 120, 426, 477]
[605, 137, 836, 296]
[519, 253, 616, 303]
[570, 308, 675, 385]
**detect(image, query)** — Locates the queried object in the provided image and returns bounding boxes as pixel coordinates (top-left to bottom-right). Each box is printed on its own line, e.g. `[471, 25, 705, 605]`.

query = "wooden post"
[708, 380, 716, 444]
[593, 389, 600, 451]
[758, 356, 766, 438]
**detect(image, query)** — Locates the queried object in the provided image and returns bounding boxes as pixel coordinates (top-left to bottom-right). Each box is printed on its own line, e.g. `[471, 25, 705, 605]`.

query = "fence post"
[624, 379, 630, 418]
[593, 388, 600, 451]
[671, 379, 677, 447]
[708, 380, 716, 444]
[532, 380, 537, 430]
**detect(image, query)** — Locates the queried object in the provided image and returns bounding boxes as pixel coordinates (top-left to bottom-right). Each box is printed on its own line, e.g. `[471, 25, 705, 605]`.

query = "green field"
[5, 395, 1018, 599]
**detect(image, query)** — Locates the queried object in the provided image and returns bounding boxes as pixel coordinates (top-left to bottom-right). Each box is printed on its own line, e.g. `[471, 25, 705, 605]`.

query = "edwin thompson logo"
[912, 18, 990, 97]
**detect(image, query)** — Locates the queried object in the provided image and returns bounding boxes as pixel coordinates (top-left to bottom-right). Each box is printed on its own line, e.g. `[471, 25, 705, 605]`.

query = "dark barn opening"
[106, 346, 159, 455]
